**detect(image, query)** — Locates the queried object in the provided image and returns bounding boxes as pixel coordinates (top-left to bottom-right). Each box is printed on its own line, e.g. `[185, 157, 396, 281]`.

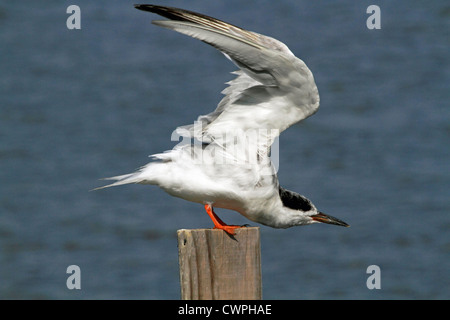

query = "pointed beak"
[311, 212, 349, 227]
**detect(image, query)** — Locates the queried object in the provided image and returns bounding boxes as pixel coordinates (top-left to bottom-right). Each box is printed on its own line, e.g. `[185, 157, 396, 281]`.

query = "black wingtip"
[134, 4, 175, 14]
[134, 4, 153, 12]
[134, 4, 167, 13]
[133, 4, 184, 20]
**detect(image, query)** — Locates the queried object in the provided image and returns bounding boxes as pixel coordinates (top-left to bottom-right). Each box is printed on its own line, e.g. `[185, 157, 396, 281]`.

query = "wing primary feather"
[134, 5, 320, 158]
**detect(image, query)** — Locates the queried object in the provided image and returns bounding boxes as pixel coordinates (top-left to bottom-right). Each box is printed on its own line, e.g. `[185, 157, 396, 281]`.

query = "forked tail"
[92, 173, 143, 190]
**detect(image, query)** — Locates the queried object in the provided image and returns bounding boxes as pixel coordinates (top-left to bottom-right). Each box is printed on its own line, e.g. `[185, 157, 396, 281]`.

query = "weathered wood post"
[177, 227, 262, 300]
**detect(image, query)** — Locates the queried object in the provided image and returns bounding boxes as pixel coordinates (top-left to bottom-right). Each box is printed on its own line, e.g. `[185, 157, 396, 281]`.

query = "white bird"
[95, 4, 349, 235]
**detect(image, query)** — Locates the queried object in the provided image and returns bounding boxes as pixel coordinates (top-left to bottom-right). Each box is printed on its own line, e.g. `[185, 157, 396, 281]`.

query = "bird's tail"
[92, 172, 144, 191]
[93, 150, 176, 191]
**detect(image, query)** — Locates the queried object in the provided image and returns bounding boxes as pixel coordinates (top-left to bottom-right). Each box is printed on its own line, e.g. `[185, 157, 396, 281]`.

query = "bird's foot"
[213, 224, 246, 236]
[204, 204, 246, 236]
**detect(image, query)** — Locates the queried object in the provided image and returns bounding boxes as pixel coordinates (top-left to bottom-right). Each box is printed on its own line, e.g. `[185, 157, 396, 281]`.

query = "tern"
[95, 4, 349, 234]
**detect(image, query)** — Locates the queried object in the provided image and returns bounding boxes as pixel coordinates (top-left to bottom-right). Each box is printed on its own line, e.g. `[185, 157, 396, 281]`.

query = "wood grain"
[177, 227, 262, 300]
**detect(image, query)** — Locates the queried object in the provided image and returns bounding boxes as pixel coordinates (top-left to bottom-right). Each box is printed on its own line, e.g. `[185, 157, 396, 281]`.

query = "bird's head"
[278, 187, 349, 228]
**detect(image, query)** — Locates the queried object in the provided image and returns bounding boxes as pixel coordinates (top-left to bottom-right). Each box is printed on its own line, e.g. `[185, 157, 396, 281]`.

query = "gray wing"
[135, 5, 320, 155]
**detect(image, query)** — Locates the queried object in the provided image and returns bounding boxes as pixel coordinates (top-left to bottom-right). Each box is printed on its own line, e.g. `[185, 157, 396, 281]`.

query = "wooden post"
[177, 227, 262, 300]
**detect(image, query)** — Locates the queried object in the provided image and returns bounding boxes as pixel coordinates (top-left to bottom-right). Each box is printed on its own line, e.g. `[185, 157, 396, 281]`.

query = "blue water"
[1, 0, 449, 299]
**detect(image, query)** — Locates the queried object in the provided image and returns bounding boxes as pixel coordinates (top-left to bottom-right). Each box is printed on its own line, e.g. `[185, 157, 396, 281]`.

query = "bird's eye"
[279, 187, 312, 211]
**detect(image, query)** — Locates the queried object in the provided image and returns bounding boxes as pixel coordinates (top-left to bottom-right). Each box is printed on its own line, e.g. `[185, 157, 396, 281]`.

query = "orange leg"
[204, 204, 245, 236]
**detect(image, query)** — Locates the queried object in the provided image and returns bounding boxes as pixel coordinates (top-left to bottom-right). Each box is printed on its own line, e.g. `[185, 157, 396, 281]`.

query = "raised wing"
[135, 5, 320, 155]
